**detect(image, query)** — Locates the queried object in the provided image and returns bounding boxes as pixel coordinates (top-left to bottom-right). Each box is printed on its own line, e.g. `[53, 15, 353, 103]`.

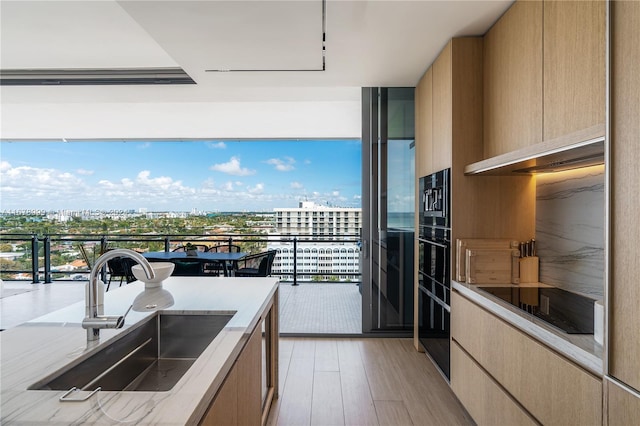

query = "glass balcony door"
[361, 87, 415, 333]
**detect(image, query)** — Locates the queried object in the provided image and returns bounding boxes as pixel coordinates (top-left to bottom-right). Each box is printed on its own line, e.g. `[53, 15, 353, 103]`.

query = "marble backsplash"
[535, 166, 605, 299]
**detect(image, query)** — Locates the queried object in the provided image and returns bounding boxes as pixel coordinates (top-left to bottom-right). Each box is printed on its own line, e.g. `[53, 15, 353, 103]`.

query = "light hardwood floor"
[267, 338, 473, 426]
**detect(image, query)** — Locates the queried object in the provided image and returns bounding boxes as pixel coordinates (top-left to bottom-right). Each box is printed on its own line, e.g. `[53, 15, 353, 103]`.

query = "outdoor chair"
[172, 244, 209, 252]
[171, 260, 205, 276]
[234, 250, 277, 277]
[106, 256, 137, 291]
[205, 244, 242, 275]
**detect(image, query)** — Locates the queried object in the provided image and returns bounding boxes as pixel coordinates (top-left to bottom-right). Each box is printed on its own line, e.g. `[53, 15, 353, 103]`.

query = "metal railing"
[0, 233, 362, 285]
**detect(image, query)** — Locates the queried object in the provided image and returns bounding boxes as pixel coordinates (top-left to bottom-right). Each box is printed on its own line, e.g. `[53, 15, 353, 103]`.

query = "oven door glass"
[418, 285, 450, 379]
[418, 237, 450, 303]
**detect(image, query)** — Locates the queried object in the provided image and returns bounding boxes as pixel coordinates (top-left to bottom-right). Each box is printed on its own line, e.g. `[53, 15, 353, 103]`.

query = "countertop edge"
[452, 281, 603, 376]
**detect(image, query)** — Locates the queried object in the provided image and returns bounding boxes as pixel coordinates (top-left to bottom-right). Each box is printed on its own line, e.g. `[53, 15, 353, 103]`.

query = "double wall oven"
[417, 168, 451, 379]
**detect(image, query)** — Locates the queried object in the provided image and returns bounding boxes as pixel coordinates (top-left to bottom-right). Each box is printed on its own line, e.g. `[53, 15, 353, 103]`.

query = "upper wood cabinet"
[543, 0, 605, 140]
[483, 0, 543, 158]
[415, 67, 433, 178]
[610, 0, 640, 395]
[432, 42, 453, 171]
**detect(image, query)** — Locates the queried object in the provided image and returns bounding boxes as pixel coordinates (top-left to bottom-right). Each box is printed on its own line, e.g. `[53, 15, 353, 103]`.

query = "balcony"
[0, 233, 362, 334]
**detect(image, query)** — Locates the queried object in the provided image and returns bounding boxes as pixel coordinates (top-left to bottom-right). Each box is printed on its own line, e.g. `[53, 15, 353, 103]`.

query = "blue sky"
[0, 140, 362, 211]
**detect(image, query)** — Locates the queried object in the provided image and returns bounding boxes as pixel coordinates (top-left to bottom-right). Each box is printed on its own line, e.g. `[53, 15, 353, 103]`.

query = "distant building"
[273, 201, 361, 237]
[268, 202, 361, 282]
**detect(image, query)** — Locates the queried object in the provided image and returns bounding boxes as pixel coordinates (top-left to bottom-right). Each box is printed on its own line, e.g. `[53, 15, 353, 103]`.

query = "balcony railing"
[0, 233, 362, 285]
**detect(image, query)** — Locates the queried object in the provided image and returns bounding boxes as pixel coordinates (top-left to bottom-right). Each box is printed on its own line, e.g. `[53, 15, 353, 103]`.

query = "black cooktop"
[476, 286, 596, 334]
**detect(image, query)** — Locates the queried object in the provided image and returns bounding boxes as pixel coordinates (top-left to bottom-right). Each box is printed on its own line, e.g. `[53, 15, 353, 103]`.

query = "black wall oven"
[417, 168, 451, 379]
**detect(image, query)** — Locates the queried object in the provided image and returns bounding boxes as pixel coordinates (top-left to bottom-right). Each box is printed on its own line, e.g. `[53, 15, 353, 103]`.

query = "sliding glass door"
[361, 87, 415, 333]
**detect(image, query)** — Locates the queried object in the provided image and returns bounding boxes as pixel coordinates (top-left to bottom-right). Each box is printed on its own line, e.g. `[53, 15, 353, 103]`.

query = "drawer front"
[451, 291, 602, 425]
[607, 379, 640, 426]
[451, 341, 537, 426]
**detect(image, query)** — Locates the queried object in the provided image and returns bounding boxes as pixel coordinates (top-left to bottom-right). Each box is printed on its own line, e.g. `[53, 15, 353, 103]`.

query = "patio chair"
[205, 243, 242, 275]
[171, 260, 205, 276]
[106, 256, 137, 291]
[233, 250, 277, 277]
[172, 244, 209, 252]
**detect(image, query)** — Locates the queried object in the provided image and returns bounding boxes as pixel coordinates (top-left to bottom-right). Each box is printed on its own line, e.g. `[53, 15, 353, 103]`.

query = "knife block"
[519, 256, 539, 283]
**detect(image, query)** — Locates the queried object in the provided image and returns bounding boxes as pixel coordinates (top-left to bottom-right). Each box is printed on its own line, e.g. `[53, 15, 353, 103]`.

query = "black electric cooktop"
[476, 286, 596, 335]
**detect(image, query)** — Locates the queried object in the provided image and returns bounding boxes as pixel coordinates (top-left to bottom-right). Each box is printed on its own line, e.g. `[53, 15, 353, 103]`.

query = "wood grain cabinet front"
[200, 322, 262, 426]
[451, 342, 537, 426]
[415, 66, 433, 179]
[610, 0, 640, 395]
[483, 0, 543, 158]
[451, 291, 602, 425]
[543, 0, 605, 140]
[432, 42, 453, 172]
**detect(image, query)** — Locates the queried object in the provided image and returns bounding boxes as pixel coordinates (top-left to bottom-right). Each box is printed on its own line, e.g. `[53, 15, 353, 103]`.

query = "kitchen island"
[0, 276, 279, 425]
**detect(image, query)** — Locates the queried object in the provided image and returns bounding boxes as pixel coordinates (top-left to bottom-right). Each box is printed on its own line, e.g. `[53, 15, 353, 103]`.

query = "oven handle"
[418, 237, 448, 249]
[419, 286, 451, 312]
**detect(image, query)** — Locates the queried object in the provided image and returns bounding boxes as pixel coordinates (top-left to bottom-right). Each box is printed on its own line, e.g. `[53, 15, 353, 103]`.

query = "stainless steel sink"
[30, 312, 234, 392]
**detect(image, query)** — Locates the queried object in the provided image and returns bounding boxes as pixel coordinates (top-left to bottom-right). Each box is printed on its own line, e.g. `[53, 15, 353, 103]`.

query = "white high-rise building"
[269, 202, 361, 282]
[273, 201, 361, 237]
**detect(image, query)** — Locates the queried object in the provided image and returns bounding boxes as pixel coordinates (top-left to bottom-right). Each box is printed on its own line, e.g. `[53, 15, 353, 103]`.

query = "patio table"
[143, 251, 246, 277]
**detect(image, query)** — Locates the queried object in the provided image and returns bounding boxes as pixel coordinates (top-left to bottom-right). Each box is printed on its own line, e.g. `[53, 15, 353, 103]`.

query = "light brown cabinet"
[610, 0, 640, 396]
[200, 291, 279, 426]
[200, 321, 262, 426]
[543, 0, 605, 140]
[451, 342, 537, 426]
[607, 380, 640, 426]
[483, 0, 543, 158]
[451, 291, 602, 425]
[415, 67, 433, 178]
[432, 42, 453, 172]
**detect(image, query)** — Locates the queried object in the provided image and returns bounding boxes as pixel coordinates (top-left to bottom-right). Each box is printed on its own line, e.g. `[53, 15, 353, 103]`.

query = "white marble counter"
[0, 277, 279, 425]
[453, 280, 603, 375]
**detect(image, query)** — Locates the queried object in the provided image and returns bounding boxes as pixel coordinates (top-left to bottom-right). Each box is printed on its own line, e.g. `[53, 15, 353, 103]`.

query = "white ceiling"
[0, 0, 512, 139]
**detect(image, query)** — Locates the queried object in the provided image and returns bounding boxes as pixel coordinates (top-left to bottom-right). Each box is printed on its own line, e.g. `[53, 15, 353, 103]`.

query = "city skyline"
[0, 140, 362, 211]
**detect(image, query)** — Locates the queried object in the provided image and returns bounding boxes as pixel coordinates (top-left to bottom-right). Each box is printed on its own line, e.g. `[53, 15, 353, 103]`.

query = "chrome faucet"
[82, 249, 155, 342]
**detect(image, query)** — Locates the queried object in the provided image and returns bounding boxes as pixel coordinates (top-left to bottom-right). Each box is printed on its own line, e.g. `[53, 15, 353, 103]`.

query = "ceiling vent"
[0, 68, 195, 86]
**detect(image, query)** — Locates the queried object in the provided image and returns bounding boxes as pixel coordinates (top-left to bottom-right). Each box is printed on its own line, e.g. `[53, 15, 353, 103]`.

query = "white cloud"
[0, 161, 11, 172]
[266, 157, 295, 172]
[332, 190, 340, 197]
[222, 181, 234, 191]
[207, 142, 226, 149]
[290, 181, 304, 189]
[76, 168, 94, 176]
[210, 157, 256, 176]
[248, 183, 264, 194]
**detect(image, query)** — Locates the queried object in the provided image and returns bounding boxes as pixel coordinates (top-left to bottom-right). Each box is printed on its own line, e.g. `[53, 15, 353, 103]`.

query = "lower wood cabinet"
[200, 321, 262, 425]
[606, 379, 640, 426]
[451, 291, 602, 425]
[451, 341, 537, 426]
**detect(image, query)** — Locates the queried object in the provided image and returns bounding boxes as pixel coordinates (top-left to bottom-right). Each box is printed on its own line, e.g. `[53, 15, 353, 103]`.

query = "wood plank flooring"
[267, 338, 473, 426]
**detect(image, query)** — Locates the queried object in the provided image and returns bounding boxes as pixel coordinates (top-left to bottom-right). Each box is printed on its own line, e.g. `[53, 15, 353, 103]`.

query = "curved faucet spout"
[84, 249, 155, 342]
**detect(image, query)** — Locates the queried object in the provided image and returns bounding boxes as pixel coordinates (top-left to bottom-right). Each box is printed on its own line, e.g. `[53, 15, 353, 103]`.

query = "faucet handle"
[117, 304, 133, 328]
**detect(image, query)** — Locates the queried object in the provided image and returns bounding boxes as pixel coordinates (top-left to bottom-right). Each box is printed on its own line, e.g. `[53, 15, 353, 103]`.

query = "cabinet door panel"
[451, 342, 537, 426]
[237, 323, 262, 425]
[543, 0, 605, 140]
[415, 67, 433, 178]
[201, 367, 238, 426]
[432, 42, 452, 171]
[611, 0, 640, 392]
[483, 0, 543, 157]
[607, 379, 640, 426]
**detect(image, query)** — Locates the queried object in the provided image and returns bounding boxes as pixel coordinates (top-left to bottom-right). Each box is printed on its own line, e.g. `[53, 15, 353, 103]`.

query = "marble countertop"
[453, 280, 603, 375]
[0, 277, 279, 425]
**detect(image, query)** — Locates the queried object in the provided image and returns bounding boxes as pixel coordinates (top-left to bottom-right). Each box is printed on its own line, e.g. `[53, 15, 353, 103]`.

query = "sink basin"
[30, 312, 234, 392]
